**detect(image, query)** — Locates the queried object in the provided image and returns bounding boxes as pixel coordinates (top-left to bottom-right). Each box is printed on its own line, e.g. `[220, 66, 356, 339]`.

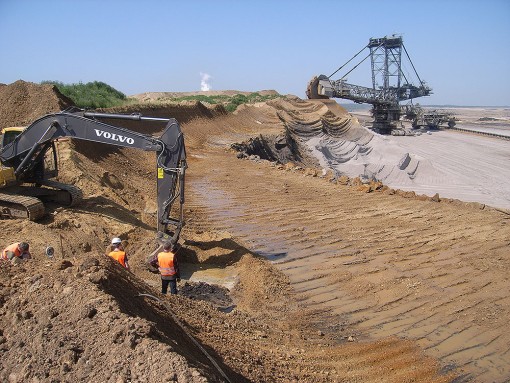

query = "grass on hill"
[41, 80, 128, 109]
[165, 92, 283, 112]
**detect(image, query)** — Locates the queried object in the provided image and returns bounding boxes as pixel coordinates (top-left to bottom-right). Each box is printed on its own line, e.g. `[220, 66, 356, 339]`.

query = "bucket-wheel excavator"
[306, 35, 455, 134]
[0, 108, 186, 243]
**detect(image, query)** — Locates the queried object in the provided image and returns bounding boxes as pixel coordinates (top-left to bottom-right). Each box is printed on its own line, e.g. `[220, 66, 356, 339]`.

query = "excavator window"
[1, 128, 24, 148]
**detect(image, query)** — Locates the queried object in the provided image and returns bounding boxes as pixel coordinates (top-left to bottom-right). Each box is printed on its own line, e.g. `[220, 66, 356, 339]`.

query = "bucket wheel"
[306, 75, 330, 100]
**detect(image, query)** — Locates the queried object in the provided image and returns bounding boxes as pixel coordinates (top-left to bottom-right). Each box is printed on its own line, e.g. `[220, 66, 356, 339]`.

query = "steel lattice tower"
[369, 36, 403, 94]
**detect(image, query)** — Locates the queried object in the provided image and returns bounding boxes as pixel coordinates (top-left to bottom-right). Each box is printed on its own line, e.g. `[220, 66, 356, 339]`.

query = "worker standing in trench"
[108, 237, 131, 271]
[149, 241, 180, 295]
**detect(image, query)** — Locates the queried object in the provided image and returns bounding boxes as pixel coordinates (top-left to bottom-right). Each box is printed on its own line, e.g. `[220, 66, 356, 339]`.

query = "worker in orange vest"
[108, 237, 130, 271]
[150, 241, 180, 294]
[2, 242, 31, 262]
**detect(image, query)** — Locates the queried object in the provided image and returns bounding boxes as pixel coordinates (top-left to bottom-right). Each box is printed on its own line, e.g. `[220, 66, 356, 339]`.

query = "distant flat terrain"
[336, 106, 510, 210]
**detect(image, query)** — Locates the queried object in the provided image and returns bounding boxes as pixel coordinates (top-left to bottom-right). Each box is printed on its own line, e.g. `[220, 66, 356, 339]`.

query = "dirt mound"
[0, 80, 74, 128]
[0, 256, 222, 382]
[230, 97, 354, 166]
[100, 101, 227, 127]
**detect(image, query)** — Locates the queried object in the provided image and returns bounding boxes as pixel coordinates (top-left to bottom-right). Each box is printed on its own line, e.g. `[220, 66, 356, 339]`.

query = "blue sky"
[1, 0, 509, 106]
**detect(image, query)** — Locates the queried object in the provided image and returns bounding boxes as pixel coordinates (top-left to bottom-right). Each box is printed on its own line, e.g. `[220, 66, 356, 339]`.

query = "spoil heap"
[0, 80, 73, 128]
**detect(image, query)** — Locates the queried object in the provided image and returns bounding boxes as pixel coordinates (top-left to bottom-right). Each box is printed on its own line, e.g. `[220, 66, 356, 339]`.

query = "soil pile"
[0, 256, 219, 382]
[0, 80, 74, 128]
[100, 101, 227, 127]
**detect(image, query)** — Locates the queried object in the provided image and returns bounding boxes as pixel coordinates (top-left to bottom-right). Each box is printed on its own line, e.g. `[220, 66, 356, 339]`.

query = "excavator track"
[0, 181, 83, 221]
[0, 193, 45, 221]
[34, 180, 84, 206]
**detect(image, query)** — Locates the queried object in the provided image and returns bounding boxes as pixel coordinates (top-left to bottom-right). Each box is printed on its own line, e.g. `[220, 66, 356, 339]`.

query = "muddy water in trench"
[186, 165, 510, 382]
[181, 263, 238, 290]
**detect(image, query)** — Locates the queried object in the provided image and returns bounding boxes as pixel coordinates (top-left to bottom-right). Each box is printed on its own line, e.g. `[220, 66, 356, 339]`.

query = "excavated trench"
[186, 148, 510, 382]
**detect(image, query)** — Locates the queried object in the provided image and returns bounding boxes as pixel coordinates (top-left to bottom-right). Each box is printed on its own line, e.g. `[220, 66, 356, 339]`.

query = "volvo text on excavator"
[0, 108, 186, 243]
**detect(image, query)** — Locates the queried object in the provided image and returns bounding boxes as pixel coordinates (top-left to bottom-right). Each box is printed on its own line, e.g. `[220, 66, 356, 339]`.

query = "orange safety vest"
[2, 243, 22, 260]
[157, 251, 176, 276]
[108, 250, 127, 268]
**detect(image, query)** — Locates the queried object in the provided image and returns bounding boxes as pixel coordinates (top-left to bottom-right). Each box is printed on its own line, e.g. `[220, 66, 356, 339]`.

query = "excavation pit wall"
[230, 132, 316, 166]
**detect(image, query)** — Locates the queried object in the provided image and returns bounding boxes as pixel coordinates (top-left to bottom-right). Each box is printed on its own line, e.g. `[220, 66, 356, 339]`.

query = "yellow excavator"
[1, 127, 25, 183]
[0, 125, 65, 220]
[0, 108, 187, 243]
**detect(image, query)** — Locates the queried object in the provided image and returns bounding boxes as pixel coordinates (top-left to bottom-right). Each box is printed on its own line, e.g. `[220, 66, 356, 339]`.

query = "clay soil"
[0, 81, 508, 382]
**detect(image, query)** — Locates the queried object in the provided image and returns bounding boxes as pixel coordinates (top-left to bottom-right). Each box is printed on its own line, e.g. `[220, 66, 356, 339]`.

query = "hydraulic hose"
[136, 293, 232, 383]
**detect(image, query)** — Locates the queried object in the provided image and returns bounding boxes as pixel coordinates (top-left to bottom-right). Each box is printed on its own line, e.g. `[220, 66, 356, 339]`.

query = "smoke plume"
[200, 72, 212, 91]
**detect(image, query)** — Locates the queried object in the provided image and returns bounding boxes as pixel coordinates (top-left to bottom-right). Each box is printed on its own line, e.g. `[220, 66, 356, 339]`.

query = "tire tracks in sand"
[186, 147, 510, 382]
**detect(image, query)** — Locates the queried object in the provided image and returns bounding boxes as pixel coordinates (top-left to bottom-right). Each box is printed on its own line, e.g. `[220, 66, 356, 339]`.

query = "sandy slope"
[389, 131, 510, 208]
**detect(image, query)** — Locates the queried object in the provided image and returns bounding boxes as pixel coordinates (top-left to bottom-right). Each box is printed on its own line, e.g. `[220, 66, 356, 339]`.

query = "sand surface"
[185, 98, 510, 382]
[318, 106, 510, 210]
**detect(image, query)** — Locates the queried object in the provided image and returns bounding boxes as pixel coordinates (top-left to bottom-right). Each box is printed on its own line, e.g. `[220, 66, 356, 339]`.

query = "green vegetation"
[226, 93, 283, 112]
[167, 92, 282, 112]
[41, 81, 128, 109]
[166, 94, 231, 104]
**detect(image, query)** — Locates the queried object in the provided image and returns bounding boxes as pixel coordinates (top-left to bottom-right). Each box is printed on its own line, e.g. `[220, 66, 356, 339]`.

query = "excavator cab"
[1, 127, 24, 147]
[0, 125, 60, 219]
[0, 127, 24, 187]
[0, 126, 58, 184]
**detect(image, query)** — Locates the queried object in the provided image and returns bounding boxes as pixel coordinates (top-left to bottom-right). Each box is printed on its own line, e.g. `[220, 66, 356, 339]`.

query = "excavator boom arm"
[0, 112, 163, 166]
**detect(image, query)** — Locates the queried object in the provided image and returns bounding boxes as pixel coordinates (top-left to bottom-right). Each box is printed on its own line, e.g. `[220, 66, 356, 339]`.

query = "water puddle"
[180, 263, 239, 290]
[178, 263, 238, 311]
[192, 179, 307, 262]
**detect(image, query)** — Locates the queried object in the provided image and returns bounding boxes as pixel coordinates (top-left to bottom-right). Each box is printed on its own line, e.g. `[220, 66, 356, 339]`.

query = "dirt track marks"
[186, 150, 510, 382]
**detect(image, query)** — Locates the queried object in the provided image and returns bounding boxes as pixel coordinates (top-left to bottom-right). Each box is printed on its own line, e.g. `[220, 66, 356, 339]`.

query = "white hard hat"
[111, 237, 122, 245]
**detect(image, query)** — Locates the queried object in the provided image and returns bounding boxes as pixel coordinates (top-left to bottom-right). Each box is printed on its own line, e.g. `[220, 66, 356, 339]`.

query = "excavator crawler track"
[0, 193, 45, 221]
[36, 180, 84, 206]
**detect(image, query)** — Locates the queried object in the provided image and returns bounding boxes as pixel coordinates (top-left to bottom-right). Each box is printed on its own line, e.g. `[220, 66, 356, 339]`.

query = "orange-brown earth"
[1, 81, 508, 382]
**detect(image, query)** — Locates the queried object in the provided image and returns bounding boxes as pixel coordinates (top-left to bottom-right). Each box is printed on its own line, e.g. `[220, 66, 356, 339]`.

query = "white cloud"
[200, 72, 212, 91]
